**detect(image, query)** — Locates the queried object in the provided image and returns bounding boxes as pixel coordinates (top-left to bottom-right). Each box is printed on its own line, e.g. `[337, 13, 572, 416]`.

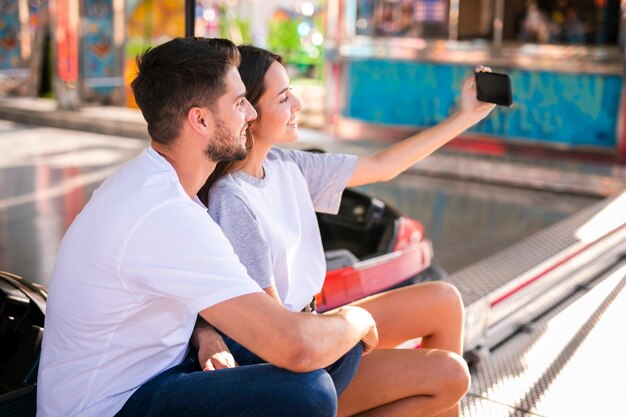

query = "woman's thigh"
[348, 281, 464, 349]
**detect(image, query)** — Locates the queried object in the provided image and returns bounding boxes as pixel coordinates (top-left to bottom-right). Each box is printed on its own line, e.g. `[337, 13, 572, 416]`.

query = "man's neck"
[151, 141, 215, 199]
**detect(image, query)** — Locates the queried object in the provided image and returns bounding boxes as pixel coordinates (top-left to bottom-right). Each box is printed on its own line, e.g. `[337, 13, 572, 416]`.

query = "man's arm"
[200, 292, 378, 373]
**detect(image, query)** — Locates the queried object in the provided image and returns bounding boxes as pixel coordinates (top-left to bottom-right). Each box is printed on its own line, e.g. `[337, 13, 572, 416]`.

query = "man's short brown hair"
[131, 37, 240, 145]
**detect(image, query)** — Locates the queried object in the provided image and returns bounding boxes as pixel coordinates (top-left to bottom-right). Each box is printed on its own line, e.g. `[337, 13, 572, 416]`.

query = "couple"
[37, 37, 494, 417]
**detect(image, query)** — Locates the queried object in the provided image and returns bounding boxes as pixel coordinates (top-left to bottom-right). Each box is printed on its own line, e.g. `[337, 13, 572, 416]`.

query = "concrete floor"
[1, 117, 625, 417]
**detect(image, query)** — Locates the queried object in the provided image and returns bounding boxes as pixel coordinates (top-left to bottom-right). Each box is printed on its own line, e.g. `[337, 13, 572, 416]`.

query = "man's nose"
[245, 99, 257, 121]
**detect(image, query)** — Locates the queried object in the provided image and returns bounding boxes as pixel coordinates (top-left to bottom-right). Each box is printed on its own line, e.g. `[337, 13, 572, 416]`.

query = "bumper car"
[316, 187, 440, 312]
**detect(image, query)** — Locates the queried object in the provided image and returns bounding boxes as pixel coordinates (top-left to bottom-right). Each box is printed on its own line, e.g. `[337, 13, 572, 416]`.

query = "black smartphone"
[475, 71, 513, 107]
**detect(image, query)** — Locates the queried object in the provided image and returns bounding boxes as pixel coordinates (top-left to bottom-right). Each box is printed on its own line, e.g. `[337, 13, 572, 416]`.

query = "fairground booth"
[324, 0, 626, 159]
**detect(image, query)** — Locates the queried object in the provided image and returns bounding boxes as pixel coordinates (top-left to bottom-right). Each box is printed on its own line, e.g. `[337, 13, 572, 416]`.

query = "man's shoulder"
[69, 148, 197, 246]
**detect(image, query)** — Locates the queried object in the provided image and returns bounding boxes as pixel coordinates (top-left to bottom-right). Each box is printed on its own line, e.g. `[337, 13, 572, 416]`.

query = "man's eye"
[280, 95, 289, 103]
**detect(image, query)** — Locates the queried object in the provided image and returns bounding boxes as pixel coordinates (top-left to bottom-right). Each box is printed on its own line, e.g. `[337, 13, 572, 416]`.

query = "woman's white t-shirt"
[207, 148, 356, 311]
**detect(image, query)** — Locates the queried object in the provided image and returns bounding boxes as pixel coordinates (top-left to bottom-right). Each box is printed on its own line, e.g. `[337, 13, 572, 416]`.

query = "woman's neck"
[240, 141, 272, 179]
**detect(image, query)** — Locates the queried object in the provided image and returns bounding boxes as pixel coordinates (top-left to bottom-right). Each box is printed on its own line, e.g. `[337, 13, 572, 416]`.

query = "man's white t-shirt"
[207, 148, 356, 312]
[37, 147, 262, 417]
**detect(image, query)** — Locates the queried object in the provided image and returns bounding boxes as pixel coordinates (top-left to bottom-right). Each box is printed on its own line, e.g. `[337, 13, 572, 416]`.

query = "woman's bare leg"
[337, 349, 470, 417]
[350, 281, 465, 353]
[342, 281, 466, 416]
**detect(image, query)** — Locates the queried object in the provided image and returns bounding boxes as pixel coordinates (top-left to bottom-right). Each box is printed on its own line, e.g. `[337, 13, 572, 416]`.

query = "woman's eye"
[280, 95, 289, 103]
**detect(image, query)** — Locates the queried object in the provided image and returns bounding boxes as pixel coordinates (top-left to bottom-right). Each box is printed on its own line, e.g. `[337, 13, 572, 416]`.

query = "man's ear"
[188, 107, 210, 133]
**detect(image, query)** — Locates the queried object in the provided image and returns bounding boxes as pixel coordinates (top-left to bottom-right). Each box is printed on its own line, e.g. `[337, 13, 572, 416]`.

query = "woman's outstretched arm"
[347, 72, 496, 187]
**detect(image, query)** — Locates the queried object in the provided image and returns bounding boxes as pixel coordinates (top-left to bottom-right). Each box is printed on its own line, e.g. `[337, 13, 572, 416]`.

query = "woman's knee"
[436, 351, 471, 401]
[419, 281, 464, 323]
[431, 281, 463, 309]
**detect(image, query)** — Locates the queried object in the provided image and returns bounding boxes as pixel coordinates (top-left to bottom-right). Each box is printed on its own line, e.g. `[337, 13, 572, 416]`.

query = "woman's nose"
[292, 94, 302, 112]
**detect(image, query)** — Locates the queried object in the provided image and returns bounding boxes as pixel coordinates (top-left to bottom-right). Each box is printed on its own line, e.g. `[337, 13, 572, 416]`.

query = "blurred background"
[0, 0, 625, 157]
[2, 3, 626, 416]
[1, 0, 626, 283]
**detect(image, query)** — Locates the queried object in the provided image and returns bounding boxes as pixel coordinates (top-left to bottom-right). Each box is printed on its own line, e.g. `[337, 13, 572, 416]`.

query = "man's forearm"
[286, 306, 377, 372]
[200, 293, 377, 373]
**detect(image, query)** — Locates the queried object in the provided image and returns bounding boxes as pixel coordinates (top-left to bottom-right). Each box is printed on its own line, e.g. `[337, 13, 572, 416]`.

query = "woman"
[201, 45, 495, 417]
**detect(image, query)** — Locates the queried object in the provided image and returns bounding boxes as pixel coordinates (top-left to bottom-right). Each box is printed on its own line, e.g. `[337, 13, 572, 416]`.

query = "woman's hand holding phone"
[474, 68, 513, 107]
[458, 66, 497, 124]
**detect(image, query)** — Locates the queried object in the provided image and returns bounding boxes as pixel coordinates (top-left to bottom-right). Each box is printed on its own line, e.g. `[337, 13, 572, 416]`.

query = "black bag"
[0, 272, 46, 417]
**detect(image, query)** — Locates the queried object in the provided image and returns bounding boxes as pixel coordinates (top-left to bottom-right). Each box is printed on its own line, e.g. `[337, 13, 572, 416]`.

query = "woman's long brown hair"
[198, 45, 283, 206]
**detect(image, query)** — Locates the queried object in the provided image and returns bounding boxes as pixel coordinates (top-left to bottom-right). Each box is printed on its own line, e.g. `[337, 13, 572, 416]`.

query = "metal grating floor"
[460, 261, 626, 417]
[448, 194, 623, 306]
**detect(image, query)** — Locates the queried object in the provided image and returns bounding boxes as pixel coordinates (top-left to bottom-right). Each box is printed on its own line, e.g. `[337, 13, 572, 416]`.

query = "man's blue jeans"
[115, 341, 362, 417]
[222, 334, 362, 397]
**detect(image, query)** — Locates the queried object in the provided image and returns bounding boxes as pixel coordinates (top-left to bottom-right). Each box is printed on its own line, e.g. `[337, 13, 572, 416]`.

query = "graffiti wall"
[82, 0, 122, 101]
[344, 59, 622, 148]
[0, 0, 45, 96]
[0, 0, 22, 71]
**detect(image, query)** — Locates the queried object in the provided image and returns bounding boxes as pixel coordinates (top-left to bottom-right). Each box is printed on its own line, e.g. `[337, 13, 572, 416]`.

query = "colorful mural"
[83, 0, 121, 98]
[345, 60, 622, 148]
[0, 0, 21, 71]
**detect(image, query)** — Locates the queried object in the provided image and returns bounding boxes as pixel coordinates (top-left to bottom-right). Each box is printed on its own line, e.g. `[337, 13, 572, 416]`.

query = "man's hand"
[336, 306, 379, 355]
[191, 317, 237, 371]
[360, 323, 379, 355]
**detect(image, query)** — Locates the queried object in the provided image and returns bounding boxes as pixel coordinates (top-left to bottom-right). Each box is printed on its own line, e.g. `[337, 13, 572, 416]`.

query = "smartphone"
[475, 71, 513, 107]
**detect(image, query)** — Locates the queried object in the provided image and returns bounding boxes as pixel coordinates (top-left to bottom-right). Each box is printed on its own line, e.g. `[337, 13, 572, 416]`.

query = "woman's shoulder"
[208, 175, 246, 202]
[267, 146, 288, 161]
[267, 146, 307, 162]
[267, 147, 324, 171]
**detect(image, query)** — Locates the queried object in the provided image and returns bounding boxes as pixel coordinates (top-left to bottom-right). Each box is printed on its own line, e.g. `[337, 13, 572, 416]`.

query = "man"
[37, 37, 377, 417]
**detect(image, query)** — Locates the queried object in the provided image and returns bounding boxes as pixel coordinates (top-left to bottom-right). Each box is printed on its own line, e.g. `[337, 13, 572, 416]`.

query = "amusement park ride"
[1, 0, 626, 415]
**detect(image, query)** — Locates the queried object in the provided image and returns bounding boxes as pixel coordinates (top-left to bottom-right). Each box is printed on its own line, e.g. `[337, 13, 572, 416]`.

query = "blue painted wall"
[344, 59, 622, 148]
[0, 2, 22, 70]
[83, 0, 120, 95]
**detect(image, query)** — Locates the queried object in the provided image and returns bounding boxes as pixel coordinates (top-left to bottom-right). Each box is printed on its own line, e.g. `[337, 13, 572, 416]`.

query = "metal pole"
[343, 0, 357, 39]
[448, 0, 460, 41]
[52, 0, 81, 109]
[185, 0, 195, 37]
[620, 0, 626, 53]
[493, 0, 505, 49]
[619, 0, 626, 156]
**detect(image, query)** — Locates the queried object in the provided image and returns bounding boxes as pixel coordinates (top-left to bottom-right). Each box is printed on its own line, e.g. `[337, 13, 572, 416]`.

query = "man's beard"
[204, 116, 248, 162]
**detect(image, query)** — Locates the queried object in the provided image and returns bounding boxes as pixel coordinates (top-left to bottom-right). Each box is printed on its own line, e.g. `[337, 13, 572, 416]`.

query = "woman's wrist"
[449, 109, 483, 126]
